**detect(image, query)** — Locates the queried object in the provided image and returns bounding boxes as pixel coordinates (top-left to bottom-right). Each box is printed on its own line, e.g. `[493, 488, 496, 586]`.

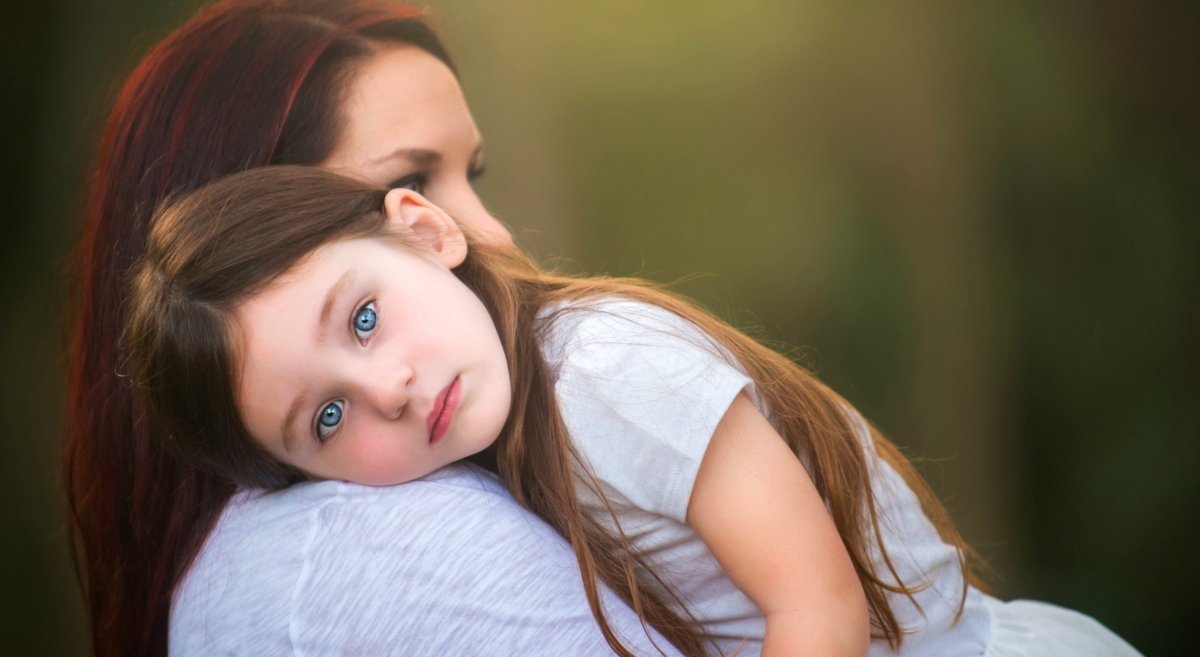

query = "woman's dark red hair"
[64, 2, 453, 655]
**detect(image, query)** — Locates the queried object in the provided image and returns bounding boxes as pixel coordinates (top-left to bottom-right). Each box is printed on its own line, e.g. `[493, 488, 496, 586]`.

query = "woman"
[64, 1, 681, 655]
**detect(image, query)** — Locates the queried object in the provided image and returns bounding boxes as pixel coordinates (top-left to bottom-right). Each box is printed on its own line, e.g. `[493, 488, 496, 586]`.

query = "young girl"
[126, 166, 1140, 657]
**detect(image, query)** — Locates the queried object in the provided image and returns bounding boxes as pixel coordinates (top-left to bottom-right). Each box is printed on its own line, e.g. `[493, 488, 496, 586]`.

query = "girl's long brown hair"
[64, 3, 457, 656]
[128, 166, 982, 657]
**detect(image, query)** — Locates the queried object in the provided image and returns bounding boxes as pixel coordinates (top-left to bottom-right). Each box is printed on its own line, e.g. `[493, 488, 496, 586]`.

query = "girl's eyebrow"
[280, 394, 306, 455]
[280, 268, 357, 453]
[316, 269, 356, 342]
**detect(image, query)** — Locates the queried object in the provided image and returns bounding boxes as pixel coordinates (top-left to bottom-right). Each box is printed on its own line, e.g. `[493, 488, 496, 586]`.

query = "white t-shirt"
[170, 463, 684, 657]
[537, 297, 992, 657]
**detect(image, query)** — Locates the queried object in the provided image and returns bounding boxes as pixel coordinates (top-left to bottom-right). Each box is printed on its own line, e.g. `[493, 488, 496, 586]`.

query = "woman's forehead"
[325, 46, 481, 171]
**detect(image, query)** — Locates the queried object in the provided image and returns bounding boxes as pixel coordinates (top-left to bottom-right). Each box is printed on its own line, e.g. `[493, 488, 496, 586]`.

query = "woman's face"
[322, 46, 512, 245]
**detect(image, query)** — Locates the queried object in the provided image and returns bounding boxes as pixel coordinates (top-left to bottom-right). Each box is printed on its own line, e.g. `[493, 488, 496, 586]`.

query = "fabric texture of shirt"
[170, 463, 683, 657]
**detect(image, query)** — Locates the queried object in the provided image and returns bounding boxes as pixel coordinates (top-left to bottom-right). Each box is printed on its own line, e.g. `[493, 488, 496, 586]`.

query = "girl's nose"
[363, 363, 414, 419]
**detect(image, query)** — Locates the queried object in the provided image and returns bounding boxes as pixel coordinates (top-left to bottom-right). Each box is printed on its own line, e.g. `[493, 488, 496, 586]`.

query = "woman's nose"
[447, 184, 512, 246]
[361, 363, 414, 419]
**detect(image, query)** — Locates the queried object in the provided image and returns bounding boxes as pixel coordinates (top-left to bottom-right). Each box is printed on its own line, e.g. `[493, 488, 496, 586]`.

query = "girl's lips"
[427, 375, 461, 445]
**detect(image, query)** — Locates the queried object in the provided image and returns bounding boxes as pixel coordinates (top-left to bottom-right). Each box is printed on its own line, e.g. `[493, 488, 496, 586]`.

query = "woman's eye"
[388, 173, 426, 195]
[315, 400, 344, 441]
[468, 161, 487, 182]
[352, 301, 377, 343]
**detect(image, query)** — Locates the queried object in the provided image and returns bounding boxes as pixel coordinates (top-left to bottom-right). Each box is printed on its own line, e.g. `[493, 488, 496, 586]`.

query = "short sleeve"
[541, 299, 753, 522]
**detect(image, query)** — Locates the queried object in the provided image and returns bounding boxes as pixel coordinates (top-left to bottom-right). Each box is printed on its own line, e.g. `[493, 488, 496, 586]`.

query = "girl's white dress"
[537, 297, 1141, 657]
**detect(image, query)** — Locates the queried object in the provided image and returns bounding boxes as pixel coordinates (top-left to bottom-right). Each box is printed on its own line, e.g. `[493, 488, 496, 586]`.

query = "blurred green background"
[2, 0, 1195, 654]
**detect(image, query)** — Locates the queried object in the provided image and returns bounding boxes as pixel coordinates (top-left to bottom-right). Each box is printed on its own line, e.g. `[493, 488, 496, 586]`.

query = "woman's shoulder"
[214, 464, 503, 534]
[225, 462, 507, 515]
[186, 464, 532, 598]
[173, 465, 545, 648]
[172, 463, 687, 656]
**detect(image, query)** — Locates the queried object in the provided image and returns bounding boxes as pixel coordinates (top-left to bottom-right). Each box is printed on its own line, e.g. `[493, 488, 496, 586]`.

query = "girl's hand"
[686, 392, 870, 657]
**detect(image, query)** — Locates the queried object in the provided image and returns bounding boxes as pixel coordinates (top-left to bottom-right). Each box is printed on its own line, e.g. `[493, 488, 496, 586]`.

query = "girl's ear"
[382, 188, 467, 267]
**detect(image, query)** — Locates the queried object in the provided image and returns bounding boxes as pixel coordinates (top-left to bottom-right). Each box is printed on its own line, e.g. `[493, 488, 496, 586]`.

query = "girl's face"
[233, 191, 512, 485]
[322, 45, 512, 246]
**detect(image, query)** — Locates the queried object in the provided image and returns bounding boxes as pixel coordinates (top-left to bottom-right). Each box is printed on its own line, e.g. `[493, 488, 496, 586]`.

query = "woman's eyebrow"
[371, 147, 440, 167]
[368, 143, 484, 167]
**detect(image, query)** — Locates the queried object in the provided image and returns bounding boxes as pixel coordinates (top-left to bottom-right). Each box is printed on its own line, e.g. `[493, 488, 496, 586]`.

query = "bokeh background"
[3, 0, 1195, 654]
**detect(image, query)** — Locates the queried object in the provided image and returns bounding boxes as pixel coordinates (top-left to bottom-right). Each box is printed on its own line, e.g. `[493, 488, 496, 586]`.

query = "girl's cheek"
[340, 436, 415, 486]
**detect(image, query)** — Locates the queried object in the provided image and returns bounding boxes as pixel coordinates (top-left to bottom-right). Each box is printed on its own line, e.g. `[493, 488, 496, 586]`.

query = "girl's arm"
[686, 392, 870, 657]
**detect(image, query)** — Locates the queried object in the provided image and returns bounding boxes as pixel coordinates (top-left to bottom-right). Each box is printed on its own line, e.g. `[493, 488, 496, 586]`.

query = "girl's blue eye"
[353, 302, 377, 342]
[316, 400, 344, 441]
